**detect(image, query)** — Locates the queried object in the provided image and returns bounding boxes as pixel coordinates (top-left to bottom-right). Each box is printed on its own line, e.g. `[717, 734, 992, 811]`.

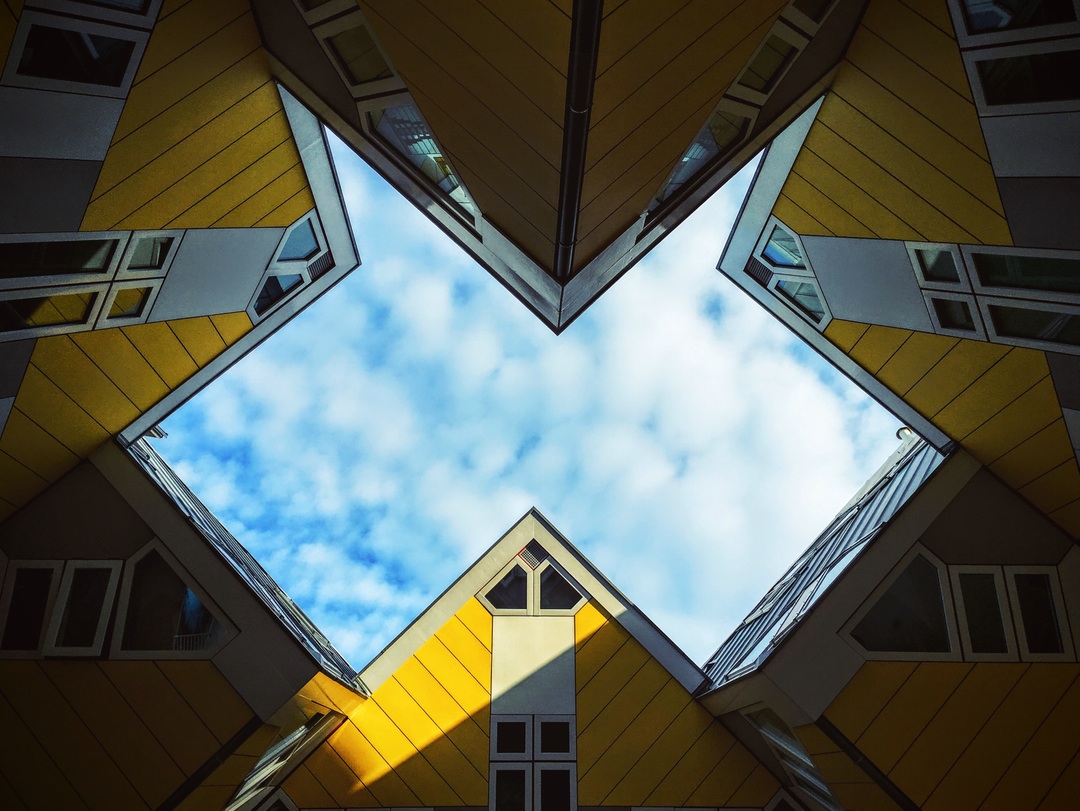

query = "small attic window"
[539, 566, 582, 611]
[486, 565, 529, 610]
[850, 552, 953, 655]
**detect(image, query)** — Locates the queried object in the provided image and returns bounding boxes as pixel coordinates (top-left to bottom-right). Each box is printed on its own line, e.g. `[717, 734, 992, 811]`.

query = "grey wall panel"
[0, 157, 100, 233]
[999, 177, 1080, 250]
[0, 338, 34, 398]
[982, 112, 1080, 178]
[148, 227, 284, 322]
[1, 462, 153, 558]
[804, 236, 934, 331]
[1049, 352, 1080, 410]
[0, 87, 124, 161]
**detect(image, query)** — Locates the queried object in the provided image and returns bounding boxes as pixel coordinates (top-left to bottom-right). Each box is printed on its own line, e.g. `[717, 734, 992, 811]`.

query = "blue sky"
[153, 134, 901, 669]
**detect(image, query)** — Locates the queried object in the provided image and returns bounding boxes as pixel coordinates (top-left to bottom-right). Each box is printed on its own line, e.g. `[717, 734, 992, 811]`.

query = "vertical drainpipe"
[553, 0, 604, 286]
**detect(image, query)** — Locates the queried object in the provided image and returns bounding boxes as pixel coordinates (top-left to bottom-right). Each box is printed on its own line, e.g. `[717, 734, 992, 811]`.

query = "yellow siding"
[849, 325, 913, 375]
[795, 723, 905, 811]
[0, 5, 16, 71]
[292, 599, 492, 808]
[82, 2, 310, 231]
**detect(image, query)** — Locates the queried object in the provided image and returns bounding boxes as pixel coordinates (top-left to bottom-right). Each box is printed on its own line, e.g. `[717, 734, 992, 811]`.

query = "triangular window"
[540, 567, 581, 611]
[277, 220, 320, 262]
[254, 273, 303, 316]
[851, 553, 951, 653]
[486, 564, 529, 610]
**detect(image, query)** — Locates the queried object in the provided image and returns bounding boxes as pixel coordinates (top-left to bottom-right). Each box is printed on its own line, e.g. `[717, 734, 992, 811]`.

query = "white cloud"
[157, 136, 901, 671]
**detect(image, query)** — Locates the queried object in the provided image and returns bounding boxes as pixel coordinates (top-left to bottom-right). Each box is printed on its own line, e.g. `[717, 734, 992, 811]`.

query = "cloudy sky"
[153, 135, 902, 669]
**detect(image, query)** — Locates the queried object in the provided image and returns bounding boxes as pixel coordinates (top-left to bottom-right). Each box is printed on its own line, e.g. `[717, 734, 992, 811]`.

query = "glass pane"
[372, 105, 476, 215]
[540, 567, 581, 610]
[932, 297, 975, 331]
[958, 572, 1007, 654]
[539, 721, 571, 754]
[775, 279, 825, 323]
[972, 252, 1080, 295]
[1, 568, 54, 650]
[55, 567, 112, 648]
[653, 110, 749, 206]
[122, 550, 222, 651]
[539, 769, 571, 811]
[278, 221, 319, 262]
[989, 303, 1080, 346]
[792, 0, 835, 22]
[0, 291, 96, 332]
[977, 49, 1080, 105]
[1014, 573, 1063, 654]
[851, 554, 951, 653]
[108, 286, 151, 319]
[128, 236, 174, 270]
[916, 248, 960, 283]
[18, 25, 136, 87]
[254, 273, 304, 316]
[763, 226, 804, 268]
[494, 769, 527, 811]
[486, 565, 528, 610]
[0, 239, 116, 279]
[961, 0, 1075, 33]
[327, 25, 393, 85]
[739, 35, 798, 93]
[496, 721, 527, 754]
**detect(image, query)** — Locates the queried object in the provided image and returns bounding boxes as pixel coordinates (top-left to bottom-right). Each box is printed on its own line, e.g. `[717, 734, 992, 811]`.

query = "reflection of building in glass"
[2, 0, 1080, 808]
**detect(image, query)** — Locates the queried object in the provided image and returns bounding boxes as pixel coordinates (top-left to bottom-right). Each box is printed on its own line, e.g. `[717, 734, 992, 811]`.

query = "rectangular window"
[492, 766, 530, 811]
[1009, 569, 1067, 656]
[0, 290, 98, 332]
[951, 566, 1015, 659]
[971, 252, 1080, 296]
[536, 767, 571, 811]
[959, 0, 1076, 34]
[0, 238, 118, 281]
[18, 24, 136, 87]
[988, 301, 1080, 347]
[0, 565, 60, 652]
[44, 561, 121, 656]
[976, 47, 1080, 105]
[326, 25, 393, 86]
[738, 35, 798, 93]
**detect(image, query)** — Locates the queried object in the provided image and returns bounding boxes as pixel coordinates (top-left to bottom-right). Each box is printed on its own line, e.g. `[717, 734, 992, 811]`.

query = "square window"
[539, 721, 570, 754]
[497, 721, 528, 755]
[108, 286, 151, 319]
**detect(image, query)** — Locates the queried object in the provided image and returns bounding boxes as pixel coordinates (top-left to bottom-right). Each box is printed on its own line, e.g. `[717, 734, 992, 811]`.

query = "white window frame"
[533, 559, 587, 616]
[32, 0, 163, 30]
[246, 212, 332, 323]
[963, 36, 1080, 116]
[1005, 564, 1075, 661]
[949, 565, 1018, 662]
[978, 294, 1080, 356]
[947, 0, 1080, 48]
[750, 217, 833, 330]
[116, 230, 184, 280]
[906, 241, 972, 292]
[0, 231, 129, 291]
[961, 244, 1080, 307]
[110, 538, 235, 660]
[43, 560, 122, 657]
[923, 289, 988, 340]
[0, 282, 109, 343]
[842, 545, 962, 662]
[2, 10, 151, 99]
[312, 10, 405, 100]
[727, 23, 809, 107]
[0, 560, 64, 658]
[479, 559, 534, 616]
[95, 277, 164, 328]
[533, 715, 575, 761]
[491, 714, 534, 761]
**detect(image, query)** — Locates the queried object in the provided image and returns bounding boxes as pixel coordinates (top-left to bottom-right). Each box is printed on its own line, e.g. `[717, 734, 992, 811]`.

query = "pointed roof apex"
[359, 509, 706, 694]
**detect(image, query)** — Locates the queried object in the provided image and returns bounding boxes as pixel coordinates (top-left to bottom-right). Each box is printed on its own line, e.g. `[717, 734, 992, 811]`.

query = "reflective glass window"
[915, 248, 960, 283]
[739, 35, 797, 93]
[961, 0, 1075, 33]
[539, 567, 581, 611]
[932, 297, 976, 331]
[18, 24, 135, 87]
[254, 273, 304, 316]
[989, 303, 1080, 346]
[121, 550, 223, 652]
[278, 221, 320, 262]
[958, 572, 1008, 654]
[852, 554, 951, 653]
[486, 565, 529, 610]
[763, 226, 804, 268]
[776, 279, 825, 323]
[1014, 572, 1063, 654]
[108, 286, 151, 319]
[0, 290, 97, 331]
[972, 252, 1080, 295]
[327, 25, 393, 85]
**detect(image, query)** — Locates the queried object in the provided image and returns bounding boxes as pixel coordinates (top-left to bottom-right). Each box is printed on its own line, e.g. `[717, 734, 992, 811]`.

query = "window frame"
[491, 714, 534, 761]
[947, 0, 1080, 48]
[116, 230, 184, 280]
[0, 560, 64, 658]
[750, 218, 832, 329]
[479, 559, 534, 617]
[2, 10, 151, 99]
[533, 559, 586, 616]
[109, 538, 235, 660]
[0, 231, 129, 291]
[246, 212, 332, 324]
[961, 244, 1080, 306]
[42, 560, 122, 657]
[1005, 564, 1075, 661]
[962, 35, 1080, 116]
[533, 762, 577, 811]
[977, 294, 1080, 355]
[0, 281, 109, 342]
[96, 277, 163, 327]
[489, 762, 533, 811]
[533, 714, 576, 761]
[727, 23, 809, 106]
[906, 241, 972, 292]
[922, 289, 988, 340]
[949, 564, 1018, 662]
[312, 10, 405, 100]
[841, 545, 962, 662]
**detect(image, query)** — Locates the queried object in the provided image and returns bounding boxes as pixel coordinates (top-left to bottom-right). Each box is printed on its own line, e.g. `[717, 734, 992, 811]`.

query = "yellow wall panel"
[210, 312, 254, 346]
[0, 409, 79, 483]
[577, 635, 650, 730]
[795, 722, 834, 756]
[595, 0, 684, 77]
[456, 597, 494, 651]
[31, 337, 140, 433]
[876, 332, 959, 396]
[70, 329, 169, 411]
[981, 674, 1080, 810]
[645, 720, 739, 805]
[831, 782, 905, 811]
[326, 721, 417, 806]
[725, 761, 781, 806]
[174, 786, 232, 811]
[1021, 459, 1080, 515]
[1051, 498, 1080, 539]
[990, 419, 1076, 489]
[849, 325, 913, 375]
[825, 661, 917, 740]
[688, 742, 763, 805]
[888, 663, 1028, 805]
[904, 339, 1010, 419]
[1041, 753, 1080, 810]
[223, 164, 312, 229]
[0, 661, 147, 808]
[782, 170, 877, 238]
[254, 186, 317, 229]
[282, 763, 338, 809]
[475, 0, 570, 72]
[932, 348, 1050, 441]
[924, 665, 1078, 810]
[0, 448, 49, 507]
[856, 662, 971, 772]
[774, 193, 833, 236]
[121, 322, 200, 388]
[0, 692, 88, 810]
[903, 0, 957, 34]
[135, 0, 251, 81]
[157, 661, 254, 745]
[824, 319, 869, 353]
[434, 615, 491, 692]
[97, 661, 220, 775]
[575, 600, 609, 650]
[576, 611, 631, 689]
[168, 317, 228, 368]
[962, 376, 1062, 463]
[413, 635, 489, 716]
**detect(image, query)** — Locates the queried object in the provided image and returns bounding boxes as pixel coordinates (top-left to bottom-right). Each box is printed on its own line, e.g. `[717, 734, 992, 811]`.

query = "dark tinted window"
[958, 572, 1007, 654]
[852, 555, 951, 653]
[540, 567, 581, 610]
[1014, 573, 1063, 654]
[977, 49, 1080, 105]
[539, 769, 571, 811]
[494, 768, 527, 811]
[487, 565, 528, 610]
[1, 568, 54, 650]
[18, 25, 135, 87]
[55, 567, 112, 648]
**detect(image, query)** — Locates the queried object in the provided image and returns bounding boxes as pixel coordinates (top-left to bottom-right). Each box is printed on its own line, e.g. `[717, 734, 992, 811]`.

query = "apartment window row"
[909, 242, 1080, 354]
[491, 715, 576, 811]
[247, 212, 334, 323]
[478, 541, 587, 617]
[1, 2, 162, 99]
[845, 546, 1076, 663]
[0, 540, 229, 660]
[745, 218, 832, 329]
[647, 1, 840, 216]
[0, 230, 181, 341]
